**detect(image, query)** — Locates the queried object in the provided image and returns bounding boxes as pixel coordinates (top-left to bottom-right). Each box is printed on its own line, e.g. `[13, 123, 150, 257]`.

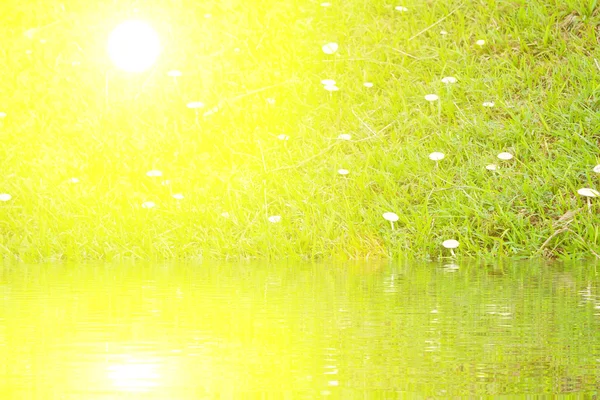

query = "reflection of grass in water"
[2, 262, 599, 395]
[1, 0, 600, 261]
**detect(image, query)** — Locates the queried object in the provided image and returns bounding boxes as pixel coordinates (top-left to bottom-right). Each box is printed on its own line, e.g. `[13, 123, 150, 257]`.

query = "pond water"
[1, 261, 599, 398]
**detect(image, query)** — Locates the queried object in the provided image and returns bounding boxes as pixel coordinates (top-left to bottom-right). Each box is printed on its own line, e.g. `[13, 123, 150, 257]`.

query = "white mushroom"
[442, 239, 459, 257]
[383, 212, 399, 230]
[429, 152, 445, 161]
[268, 215, 281, 223]
[141, 201, 156, 209]
[146, 170, 163, 177]
[578, 188, 600, 212]
[441, 77, 457, 84]
[186, 101, 205, 109]
[322, 42, 338, 54]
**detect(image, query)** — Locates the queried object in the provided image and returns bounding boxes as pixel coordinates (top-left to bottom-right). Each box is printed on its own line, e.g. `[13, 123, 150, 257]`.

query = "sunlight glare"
[107, 361, 160, 392]
[108, 20, 161, 73]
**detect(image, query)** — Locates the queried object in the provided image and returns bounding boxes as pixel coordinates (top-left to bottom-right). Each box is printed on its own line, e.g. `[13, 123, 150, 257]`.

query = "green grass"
[1, 0, 600, 261]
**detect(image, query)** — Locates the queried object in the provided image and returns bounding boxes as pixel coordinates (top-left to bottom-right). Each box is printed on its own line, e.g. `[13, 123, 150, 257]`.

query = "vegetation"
[1, 0, 600, 261]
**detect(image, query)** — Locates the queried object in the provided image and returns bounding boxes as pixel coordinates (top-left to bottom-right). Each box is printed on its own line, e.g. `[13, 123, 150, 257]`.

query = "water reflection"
[107, 358, 161, 392]
[0, 261, 599, 397]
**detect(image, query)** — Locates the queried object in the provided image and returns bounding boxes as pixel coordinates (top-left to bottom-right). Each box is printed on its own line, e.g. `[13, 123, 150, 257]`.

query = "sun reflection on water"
[107, 358, 161, 392]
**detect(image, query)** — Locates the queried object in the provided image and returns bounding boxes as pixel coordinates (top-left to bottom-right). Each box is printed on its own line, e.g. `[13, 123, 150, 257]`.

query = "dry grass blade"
[408, 4, 464, 41]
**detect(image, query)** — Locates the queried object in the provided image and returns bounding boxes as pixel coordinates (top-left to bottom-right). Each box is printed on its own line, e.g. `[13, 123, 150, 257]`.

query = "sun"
[107, 20, 161, 73]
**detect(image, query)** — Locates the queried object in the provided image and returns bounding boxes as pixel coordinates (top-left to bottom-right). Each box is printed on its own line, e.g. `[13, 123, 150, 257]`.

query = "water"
[1, 261, 599, 398]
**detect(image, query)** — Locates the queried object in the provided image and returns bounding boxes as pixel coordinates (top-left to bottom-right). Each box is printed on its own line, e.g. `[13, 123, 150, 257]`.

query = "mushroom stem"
[390, 221, 395, 230]
[588, 198, 592, 213]
[450, 249, 456, 257]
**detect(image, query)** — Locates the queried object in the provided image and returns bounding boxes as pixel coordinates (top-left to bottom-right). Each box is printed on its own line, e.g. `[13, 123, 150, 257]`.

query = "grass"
[1, 0, 600, 261]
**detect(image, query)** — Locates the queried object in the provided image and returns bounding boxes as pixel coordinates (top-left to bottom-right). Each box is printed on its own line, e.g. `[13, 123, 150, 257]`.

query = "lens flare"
[107, 20, 161, 73]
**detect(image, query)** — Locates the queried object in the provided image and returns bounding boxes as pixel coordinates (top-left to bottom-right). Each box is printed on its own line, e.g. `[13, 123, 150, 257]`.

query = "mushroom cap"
[442, 239, 460, 249]
[424, 94, 439, 102]
[383, 212, 399, 222]
[268, 215, 282, 223]
[441, 76, 457, 84]
[322, 42, 338, 54]
[321, 79, 336, 86]
[186, 101, 205, 109]
[497, 152, 513, 160]
[0, 193, 12, 201]
[577, 188, 600, 198]
[146, 169, 163, 177]
[429, 152, 445, 161]
[337, 169, 349, 175]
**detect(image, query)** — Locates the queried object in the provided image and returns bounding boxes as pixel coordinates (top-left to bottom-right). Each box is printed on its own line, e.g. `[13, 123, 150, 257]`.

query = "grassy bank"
[1, 0, 600, 261]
